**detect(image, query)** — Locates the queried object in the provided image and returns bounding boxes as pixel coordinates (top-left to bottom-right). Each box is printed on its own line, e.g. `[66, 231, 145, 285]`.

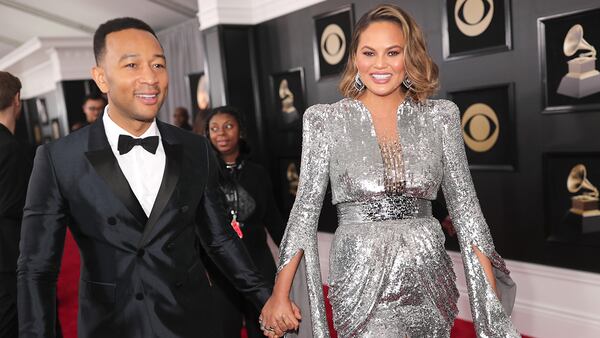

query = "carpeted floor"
[57, 230, 530, 338]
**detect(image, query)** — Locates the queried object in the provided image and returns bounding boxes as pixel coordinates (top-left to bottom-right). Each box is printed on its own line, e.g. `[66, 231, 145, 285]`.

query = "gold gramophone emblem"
[556, 24, 600, 98]
[279, 79, 297, 114]
[567, 164, 600, 216]
[286, 162, 299, 196]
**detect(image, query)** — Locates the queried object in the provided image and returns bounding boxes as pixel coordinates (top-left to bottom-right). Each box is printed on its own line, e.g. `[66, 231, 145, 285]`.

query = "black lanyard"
[225, 162, 244, 238]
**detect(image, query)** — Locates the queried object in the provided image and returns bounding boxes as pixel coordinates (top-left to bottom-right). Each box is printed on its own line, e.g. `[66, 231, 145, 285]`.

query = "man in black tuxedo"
[18, 18, 273, 338]
[0, 71, 30, 338]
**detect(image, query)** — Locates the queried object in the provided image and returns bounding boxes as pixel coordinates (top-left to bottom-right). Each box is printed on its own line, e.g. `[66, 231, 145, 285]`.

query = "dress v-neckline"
[354, 98, 409, 194]
[355, 97, 408, 144]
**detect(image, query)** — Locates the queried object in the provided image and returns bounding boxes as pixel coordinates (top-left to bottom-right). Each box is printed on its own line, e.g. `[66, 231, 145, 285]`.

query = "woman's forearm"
[272, 250, 304, 298]
[472, 245, 497, 293]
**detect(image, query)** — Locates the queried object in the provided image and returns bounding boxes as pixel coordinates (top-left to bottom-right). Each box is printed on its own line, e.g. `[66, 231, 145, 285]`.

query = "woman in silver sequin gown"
[260, 4, 519, 338]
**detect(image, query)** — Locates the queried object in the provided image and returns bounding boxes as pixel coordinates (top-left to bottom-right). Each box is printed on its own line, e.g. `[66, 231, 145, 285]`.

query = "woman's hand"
[261, 252, 304, 337]
[259, 294, 302, 337]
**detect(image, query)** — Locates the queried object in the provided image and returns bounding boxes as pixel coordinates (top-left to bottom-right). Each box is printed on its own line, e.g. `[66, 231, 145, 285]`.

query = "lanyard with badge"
[226, 162, 244, 239]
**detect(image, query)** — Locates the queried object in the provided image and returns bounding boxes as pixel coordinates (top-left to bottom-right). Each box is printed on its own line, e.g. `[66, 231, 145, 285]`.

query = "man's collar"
[102, 105, 160, 147]
[0, 122, 13, 136]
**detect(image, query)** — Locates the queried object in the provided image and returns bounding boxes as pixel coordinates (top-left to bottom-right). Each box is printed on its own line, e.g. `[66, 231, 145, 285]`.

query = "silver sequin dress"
[278, 98, 519, 338]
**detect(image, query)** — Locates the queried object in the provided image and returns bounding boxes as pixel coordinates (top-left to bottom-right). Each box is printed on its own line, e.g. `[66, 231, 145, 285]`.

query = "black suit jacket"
[0, 123, 31, 273]
[17, 118, 271, 338]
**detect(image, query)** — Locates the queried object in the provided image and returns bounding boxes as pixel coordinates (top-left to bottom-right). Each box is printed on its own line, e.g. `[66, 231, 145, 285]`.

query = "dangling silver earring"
[354, 73, 365, 92]
[402, 76, 414, 91]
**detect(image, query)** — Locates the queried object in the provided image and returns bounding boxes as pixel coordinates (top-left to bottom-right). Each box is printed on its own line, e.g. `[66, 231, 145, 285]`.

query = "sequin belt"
[336, 195, 432, 224]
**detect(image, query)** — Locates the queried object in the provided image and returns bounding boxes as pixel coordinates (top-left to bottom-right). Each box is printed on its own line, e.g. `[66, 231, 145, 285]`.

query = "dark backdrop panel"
[222, 26, 261, 158]
[252, 0, 600, 273]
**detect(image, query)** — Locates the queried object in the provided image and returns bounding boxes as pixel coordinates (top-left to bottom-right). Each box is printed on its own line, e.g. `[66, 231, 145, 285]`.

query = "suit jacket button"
[137, 249, 145, 257]
[180, 205, 189, 213]
[175, 282, 184, 288]
[107, 217, 117, 225]
[135, 293, 144, 300]
[166, 243, 175, 251]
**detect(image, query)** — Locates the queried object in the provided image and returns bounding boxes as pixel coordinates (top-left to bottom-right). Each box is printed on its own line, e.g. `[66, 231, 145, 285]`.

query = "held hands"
[259, 294, 302, 337]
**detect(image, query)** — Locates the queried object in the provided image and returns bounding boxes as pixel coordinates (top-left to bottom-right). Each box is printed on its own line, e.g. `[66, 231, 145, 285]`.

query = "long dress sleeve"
[278, 104, 332, 338]
[439, 100, 519, 337]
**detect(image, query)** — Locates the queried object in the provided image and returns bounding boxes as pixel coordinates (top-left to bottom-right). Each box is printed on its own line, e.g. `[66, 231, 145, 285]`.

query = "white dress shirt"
[103, 107, 166, 217]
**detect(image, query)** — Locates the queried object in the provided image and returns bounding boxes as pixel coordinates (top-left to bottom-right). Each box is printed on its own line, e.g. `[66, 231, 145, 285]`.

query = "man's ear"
[92, 66, 109, 94]
[13, 92, 22, 119]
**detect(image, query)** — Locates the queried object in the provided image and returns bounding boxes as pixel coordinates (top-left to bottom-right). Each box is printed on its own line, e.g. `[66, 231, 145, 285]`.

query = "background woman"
[260, 4, 518, 338]
[205, 106, 286, 338]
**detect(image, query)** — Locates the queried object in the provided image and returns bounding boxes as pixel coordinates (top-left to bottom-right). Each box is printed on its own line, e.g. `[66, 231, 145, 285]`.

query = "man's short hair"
[83, 93, 107, 106]
[93, 17, 159, 64]
[0, 71, 22, 111]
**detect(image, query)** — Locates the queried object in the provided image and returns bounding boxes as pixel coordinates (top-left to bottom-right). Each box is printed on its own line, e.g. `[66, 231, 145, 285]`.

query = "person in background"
[70, 121, 85, 132]
[0, 71, 31, 338]
[173, 106, 192, 130]
[71, 93, 107, 131]
[205, 106, 286, 338]
[82, 93, 107, 125]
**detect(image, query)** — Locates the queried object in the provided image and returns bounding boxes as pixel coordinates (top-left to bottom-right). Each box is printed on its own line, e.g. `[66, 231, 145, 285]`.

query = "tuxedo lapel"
[139, 122, 182, 247]
[84, 118, 148, 226]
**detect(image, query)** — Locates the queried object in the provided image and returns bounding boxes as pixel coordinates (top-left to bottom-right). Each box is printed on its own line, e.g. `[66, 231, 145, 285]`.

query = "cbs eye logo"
[454, 0, 494, 37]
[320, 24, 346, 65]
[461, 103, 499, 152]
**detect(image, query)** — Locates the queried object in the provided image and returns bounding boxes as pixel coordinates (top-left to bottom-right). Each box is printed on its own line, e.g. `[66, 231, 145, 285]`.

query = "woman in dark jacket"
[204, 105, 285, 338]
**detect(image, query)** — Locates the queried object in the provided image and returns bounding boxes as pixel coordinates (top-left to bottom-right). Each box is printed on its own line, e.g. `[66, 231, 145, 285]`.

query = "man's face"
[93, 28, 168, 123]
[82, 98, 105, 123]
[173, 109, 187, 126]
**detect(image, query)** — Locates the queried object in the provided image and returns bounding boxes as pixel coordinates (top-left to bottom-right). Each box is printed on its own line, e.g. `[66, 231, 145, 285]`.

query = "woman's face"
[355, 21, 406, 98]
[208, 113, 240, 157]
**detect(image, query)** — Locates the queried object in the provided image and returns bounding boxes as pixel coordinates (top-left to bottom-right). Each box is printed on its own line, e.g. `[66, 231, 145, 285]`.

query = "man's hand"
[259, 295, 302, 337]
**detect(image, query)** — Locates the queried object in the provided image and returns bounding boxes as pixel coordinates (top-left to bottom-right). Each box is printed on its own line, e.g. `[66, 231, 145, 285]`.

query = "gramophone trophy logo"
[278, 79, 300, 127]
[286, 162, 299, 196]
[196, 74, 210, 111]
[557, 24, 600, 98]
[566, 164, 600, 233]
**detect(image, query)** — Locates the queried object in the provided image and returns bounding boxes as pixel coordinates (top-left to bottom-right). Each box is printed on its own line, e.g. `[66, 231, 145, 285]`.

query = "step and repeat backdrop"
[254, 0, 600, 273]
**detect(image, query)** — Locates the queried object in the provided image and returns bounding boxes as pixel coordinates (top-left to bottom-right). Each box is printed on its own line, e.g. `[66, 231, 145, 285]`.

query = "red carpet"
[58, 230, 531, 338]
[57, 230, 80, 337]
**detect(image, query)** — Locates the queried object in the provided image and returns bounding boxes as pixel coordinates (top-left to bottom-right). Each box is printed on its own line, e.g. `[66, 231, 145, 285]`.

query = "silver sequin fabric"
[278, 98, 519, 338]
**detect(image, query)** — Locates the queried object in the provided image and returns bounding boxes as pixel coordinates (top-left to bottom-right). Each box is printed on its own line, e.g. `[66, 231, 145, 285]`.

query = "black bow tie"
[117, 135, 159, 155]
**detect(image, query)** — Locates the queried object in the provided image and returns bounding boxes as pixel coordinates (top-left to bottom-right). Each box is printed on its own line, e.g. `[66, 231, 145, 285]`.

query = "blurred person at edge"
[0, 71, 32, 338]
[204, 106, 286, 338]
